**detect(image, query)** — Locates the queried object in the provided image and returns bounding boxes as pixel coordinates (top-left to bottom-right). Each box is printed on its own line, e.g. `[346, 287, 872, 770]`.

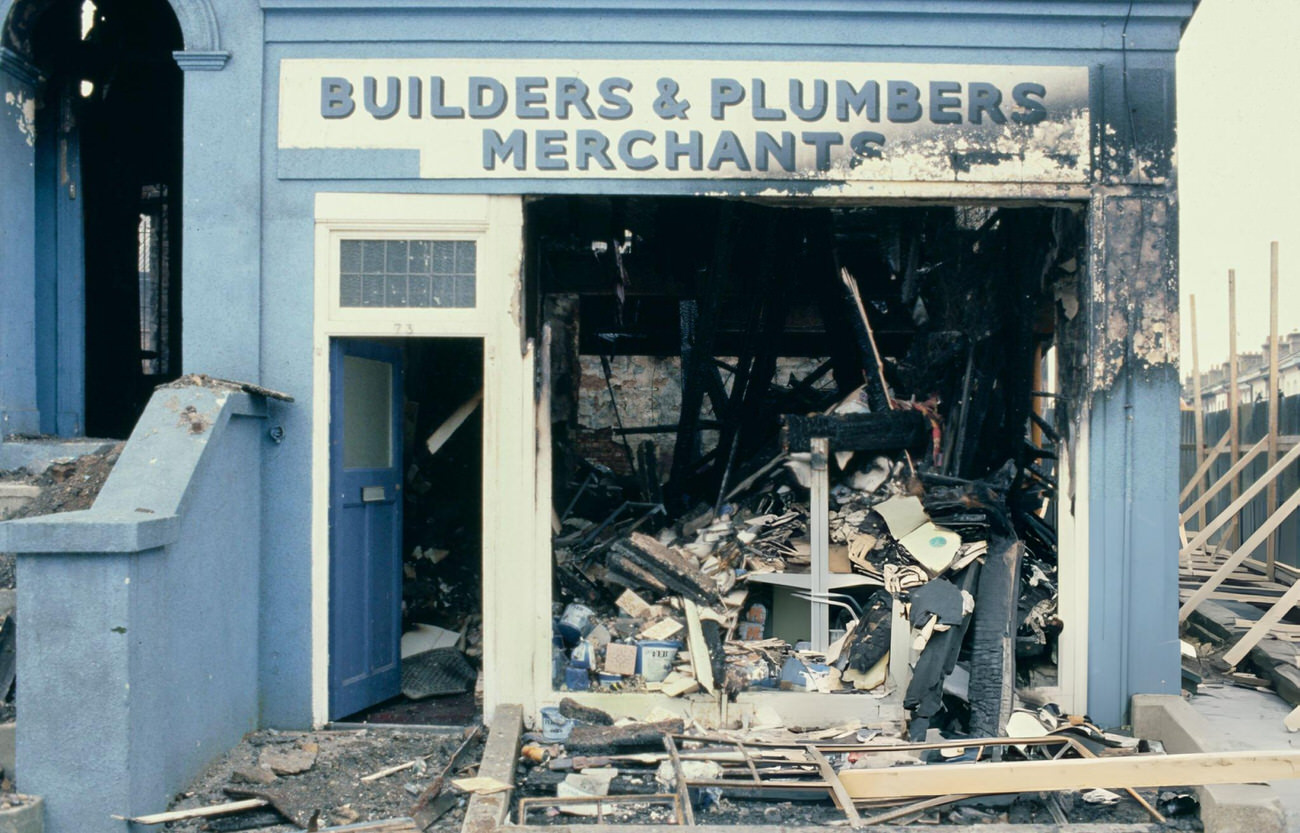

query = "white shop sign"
[278, 59, 1089, 182]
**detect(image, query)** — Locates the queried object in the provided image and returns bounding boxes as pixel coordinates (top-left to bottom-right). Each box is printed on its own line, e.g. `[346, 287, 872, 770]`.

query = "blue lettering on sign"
[482, 128, 526, 170]
[664, 130, 703, 171]
[469, 77, 507, 118]
[321, 77, 355, 118]
[314, 72, 1067, 173]
[364, 76, 400, 119]
[789, 79, 828, 121]
[618, 130, 657, 170]
[754, 131, 795, 172]
[575, 130, 615, 170]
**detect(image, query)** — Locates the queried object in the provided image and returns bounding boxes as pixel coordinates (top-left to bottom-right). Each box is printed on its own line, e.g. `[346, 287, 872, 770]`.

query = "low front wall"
[0, 383, 274, 833]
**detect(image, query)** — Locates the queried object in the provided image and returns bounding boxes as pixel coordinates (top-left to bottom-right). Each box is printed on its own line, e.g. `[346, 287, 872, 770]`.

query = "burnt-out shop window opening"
[532, 197, 1083, 736]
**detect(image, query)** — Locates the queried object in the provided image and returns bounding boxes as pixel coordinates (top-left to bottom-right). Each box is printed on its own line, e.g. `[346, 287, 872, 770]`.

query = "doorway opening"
[329, 336, 485, 725]
[4, 0, 183, 438]
[530, 196, 1083, 736]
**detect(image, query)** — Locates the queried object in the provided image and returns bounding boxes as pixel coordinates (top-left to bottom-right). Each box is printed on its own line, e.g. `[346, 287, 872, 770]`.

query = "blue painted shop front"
[0, 2, 1194, 830]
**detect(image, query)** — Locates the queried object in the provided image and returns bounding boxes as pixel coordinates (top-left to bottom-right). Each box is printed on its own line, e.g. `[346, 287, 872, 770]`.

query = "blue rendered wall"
[1089, 368, 1183, 726]
[0, 52, 40, 438]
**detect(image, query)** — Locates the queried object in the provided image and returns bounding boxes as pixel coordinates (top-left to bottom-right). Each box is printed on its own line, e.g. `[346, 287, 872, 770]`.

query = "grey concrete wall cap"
[0, 512, 179, 553]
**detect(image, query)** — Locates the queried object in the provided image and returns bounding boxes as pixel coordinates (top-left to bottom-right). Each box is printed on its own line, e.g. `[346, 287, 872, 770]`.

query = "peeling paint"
[4, 89, 36, 147]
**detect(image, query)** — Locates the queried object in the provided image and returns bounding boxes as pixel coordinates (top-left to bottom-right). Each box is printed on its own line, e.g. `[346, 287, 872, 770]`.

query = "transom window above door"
[339, 239, 476, 308]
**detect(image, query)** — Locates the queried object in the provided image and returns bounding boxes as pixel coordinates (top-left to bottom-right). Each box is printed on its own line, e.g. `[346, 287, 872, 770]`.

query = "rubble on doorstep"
[510, 700, 1197, 828]
[543, 203, 1072, 742]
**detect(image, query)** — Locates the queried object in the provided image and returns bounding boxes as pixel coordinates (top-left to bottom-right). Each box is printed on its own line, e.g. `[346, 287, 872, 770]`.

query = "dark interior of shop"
[527, 196, 1084, 736]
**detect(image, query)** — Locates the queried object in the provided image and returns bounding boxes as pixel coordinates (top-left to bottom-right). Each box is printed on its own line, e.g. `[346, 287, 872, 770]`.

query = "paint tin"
[570, 639, 594, 668]
[636, 640, 681, 682]
[539, 706, 574, 741]
[563, 663, 590, 691]
[557, 603, 595, 646]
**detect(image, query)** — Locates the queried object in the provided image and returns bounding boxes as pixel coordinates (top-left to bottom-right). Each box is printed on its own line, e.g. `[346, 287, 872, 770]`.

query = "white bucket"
[636, 641, 680, 683]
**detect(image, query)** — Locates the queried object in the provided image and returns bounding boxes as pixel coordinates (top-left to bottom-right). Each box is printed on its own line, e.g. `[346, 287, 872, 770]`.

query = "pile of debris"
[511, 699, 1196, 827]
[551, 381, 1059, 737]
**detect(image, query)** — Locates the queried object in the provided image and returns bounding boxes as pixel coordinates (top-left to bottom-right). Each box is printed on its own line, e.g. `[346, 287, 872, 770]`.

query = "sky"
[1177, 0, 1300, 374]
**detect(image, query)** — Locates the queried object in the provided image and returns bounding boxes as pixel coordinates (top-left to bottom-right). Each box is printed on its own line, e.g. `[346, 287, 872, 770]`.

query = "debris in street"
[259, 741, 319, 777]
[507, 706, 1195, 827]
[565, 719, 686, 754]
[163, 727, 483, 833]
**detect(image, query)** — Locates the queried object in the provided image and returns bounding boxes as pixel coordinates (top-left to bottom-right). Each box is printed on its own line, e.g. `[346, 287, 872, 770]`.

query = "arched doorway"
[1, 0, 183, 439]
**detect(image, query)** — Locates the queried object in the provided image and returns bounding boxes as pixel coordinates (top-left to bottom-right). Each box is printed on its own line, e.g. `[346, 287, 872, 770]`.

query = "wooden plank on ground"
[461, 705, 521, 833]
[117, 799, 269, 825]
[682, 598, 716, 694]
[838, 750, 1300, 800]
[807, 745, 863, 829]
[319, 820, 422, 833]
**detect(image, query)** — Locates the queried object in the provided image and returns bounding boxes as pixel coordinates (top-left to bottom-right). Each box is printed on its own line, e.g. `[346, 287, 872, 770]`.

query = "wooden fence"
[1179, 394, 1300, 570]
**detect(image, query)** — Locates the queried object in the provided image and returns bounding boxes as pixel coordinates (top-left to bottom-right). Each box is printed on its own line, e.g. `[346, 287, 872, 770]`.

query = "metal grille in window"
[137, 184, 171, 375]
[339, 239, 476, 308]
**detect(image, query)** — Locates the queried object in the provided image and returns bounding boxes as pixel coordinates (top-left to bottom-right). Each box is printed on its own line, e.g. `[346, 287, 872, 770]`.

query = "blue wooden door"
[330, 339, 404, 719]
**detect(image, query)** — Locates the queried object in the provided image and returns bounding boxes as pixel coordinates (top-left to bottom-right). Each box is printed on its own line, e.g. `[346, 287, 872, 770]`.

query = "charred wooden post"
[667, 203, 734, 508]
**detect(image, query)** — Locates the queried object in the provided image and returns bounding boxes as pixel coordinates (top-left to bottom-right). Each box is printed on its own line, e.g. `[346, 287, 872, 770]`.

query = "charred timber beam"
[607, 532, 720, 605]
[836, 266, 891, 413]
[780, 411, 927, 454]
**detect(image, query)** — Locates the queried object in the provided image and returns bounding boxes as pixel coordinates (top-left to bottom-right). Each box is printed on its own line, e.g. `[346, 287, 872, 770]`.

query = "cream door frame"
[310, 192, 551, 726]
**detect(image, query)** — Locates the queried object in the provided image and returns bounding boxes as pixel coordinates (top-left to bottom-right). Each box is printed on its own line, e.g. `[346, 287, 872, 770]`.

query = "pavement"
[1190, 684, 1300, 831]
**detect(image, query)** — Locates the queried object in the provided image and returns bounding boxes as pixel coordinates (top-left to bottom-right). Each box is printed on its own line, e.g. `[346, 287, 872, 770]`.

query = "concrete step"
[0, 485, 40, 519]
